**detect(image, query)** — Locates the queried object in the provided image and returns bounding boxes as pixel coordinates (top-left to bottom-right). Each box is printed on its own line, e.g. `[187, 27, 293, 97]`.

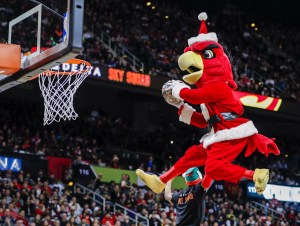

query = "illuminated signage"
[247, 182, 300, 202]
[73, 164, 97, 184]
[50, 64, 151, 87]
[46, 63, 287, 112]
[233, 91, 282, 111]
[108, 68, 151, 87]
[0, 156, 22, 172]
[51, 63, 102, 77]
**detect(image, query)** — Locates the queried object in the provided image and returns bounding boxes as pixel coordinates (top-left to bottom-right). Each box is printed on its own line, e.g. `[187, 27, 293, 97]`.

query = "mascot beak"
[178, 51, 204, 85]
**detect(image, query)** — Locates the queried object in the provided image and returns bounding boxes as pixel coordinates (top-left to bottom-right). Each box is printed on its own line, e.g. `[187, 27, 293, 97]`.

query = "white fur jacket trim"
[200, 121, 258, 148]
[179, 103, 196, 125]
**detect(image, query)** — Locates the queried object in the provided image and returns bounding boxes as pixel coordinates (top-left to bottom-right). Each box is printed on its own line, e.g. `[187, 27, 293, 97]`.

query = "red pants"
[160, 138, 249, 184]
[160, 134, 280, 188]
[160, 133, 280, 185]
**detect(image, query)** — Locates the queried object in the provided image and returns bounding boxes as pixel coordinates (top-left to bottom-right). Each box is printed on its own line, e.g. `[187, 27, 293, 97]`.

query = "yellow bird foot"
[253, 168, 269, 195]
[136, 169, 166, 194]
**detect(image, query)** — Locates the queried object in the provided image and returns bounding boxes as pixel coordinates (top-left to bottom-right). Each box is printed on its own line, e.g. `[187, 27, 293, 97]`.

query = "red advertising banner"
[46, 156, 72, 180]
[233, 91, 282, 111]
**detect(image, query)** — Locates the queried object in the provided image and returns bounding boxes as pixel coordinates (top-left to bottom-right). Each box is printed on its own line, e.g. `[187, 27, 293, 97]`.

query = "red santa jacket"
[177, 80, 258, 148]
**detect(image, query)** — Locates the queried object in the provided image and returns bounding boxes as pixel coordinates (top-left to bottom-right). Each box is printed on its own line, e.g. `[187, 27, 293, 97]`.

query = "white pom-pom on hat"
[198, 12, 207, 21]
[187, 11, 218, 46]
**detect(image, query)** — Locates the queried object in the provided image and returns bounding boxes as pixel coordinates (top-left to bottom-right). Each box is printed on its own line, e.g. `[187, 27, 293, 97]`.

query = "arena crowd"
[0, 0, 300, 225]
[0, 0, 300, 101]
[0, 97, 299, 225]
[83, 0, 300, 101]
[0, 166, 300, 225]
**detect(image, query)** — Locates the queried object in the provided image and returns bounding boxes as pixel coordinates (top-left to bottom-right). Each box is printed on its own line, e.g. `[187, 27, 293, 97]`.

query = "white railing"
[74, 183, 149, 226]
[75, 183, 106, 211]
[114, 203, 149, 226]
[250, 201, 283, 220]
[251, 70, 283, 94]
[100, 31, 144, 72]
[242, 65, 283, 94]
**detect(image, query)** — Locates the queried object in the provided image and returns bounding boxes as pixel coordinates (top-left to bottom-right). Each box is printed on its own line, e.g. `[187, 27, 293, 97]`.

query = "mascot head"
[182, 167, 202, 186]
[178, 12, 237, 90]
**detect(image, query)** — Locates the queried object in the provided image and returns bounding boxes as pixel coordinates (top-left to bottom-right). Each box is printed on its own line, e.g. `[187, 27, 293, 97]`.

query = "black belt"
[207, 112, 238, 130]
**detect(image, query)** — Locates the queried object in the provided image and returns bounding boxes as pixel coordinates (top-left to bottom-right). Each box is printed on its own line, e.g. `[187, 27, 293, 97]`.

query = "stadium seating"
[1, 0, 299, 101]
[0, 0, 300, 225]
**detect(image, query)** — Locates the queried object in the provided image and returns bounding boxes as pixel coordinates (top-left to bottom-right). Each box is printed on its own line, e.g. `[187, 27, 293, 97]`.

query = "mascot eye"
[203, 50, 215, 59]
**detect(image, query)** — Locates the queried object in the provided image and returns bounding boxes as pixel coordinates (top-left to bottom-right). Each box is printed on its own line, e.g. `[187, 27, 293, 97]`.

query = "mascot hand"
[162, 80, 184, 108]
[170, 80, 191, 100]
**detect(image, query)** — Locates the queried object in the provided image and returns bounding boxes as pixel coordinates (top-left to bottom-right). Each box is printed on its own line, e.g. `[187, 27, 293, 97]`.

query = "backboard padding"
[0, 0, 85, 92]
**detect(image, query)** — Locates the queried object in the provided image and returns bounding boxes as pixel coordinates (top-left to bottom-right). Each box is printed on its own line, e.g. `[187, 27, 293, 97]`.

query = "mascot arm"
[190, 112, 208, 128]
[178, 103, 207, 128]
[173, 81, 228, 105]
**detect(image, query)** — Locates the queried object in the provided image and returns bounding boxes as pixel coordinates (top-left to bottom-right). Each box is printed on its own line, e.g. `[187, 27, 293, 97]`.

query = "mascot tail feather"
[245, 134, 280, 157]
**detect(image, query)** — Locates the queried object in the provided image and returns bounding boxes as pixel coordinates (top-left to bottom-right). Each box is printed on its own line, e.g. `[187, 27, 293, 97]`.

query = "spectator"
[164, 168, 207, 226]
[101, 213, 115, 226]
[120, 174, 131, 195]
[270, 194, 279, 209]
[110, 155, 120, 169]
[146, 156, 154, 172]
[93, 174, 104, 192]
[97, 159, 106, 167]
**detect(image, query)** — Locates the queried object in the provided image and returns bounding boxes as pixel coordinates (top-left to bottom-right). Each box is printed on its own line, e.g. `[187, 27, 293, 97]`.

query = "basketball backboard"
[0, 0, 85, 92]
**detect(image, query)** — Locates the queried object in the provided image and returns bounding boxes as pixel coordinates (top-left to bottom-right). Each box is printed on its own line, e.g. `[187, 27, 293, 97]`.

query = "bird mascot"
[136, 12, 280, 195]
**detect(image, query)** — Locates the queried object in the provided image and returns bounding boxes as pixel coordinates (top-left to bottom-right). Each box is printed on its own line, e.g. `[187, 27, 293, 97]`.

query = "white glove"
[171, 80, 191, 100]
[162, 80, 184, 108]
[161, 80, 184, 109]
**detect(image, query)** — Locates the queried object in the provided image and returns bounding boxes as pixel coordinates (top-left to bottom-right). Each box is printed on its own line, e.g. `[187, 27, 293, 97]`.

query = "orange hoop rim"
[30, 58, 91, 80]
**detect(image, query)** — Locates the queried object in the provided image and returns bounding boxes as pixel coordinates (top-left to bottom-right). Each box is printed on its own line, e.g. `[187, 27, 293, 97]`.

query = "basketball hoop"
[38, 58, 91, 125]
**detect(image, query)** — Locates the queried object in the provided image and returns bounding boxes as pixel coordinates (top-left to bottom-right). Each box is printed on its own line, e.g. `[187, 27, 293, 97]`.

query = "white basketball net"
[38, 60, 90, 125]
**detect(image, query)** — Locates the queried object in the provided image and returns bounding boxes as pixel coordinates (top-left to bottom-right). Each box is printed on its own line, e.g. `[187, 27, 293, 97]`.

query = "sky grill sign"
[0, 156, 22, 172]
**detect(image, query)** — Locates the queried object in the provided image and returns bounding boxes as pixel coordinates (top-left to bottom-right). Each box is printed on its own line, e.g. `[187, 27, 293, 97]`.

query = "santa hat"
[182, 167, 203, 186]
[188, 12, 218, 46]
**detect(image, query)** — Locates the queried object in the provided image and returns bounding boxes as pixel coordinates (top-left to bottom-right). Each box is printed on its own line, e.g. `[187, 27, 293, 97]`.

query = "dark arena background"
[0, 0, 300, 225]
